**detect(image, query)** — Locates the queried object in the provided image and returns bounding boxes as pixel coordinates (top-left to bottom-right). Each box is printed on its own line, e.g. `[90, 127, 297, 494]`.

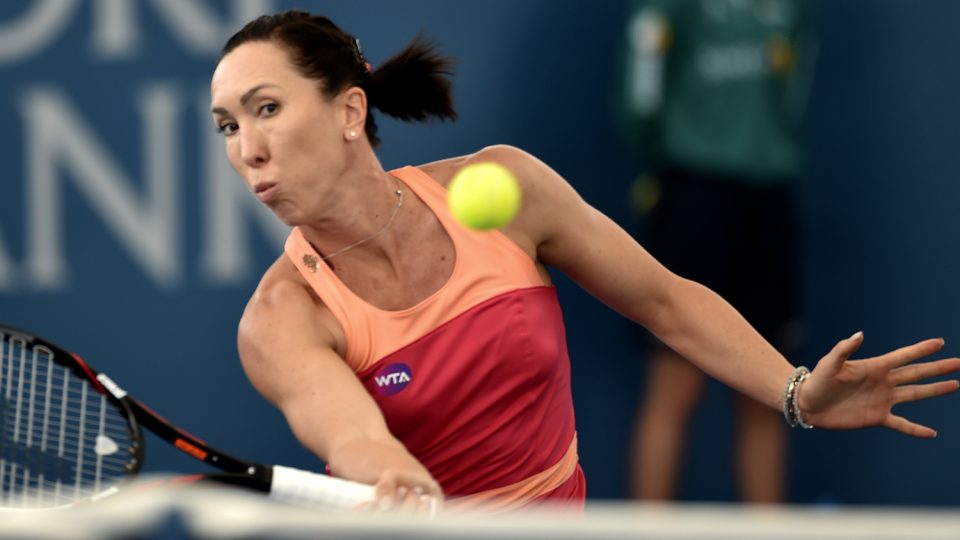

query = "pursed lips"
[254, 181, 278, 203]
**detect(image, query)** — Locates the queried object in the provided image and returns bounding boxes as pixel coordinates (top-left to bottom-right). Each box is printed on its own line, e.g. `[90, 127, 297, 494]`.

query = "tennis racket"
[0, 324, 375, 509]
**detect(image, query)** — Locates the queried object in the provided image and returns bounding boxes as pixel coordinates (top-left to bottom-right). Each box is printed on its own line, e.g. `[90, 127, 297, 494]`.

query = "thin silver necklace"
[318, 177, 404, 261]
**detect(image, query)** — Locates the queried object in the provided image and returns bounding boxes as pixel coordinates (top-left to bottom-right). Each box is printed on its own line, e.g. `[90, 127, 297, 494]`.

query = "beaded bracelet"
[782, 366, 814, 429]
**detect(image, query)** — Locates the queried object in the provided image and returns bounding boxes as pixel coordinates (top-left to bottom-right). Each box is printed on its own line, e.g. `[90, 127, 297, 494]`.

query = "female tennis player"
[210, 10, 960, 512]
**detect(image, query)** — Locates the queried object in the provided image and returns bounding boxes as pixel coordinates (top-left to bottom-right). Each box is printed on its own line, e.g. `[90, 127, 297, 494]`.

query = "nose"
[239, 125, 269, 168]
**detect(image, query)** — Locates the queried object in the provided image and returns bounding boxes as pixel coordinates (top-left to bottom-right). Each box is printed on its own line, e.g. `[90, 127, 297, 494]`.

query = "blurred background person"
[618, 0, 815, 502]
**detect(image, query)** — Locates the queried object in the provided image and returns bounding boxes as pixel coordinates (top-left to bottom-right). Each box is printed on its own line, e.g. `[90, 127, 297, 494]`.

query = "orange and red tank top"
[284, 166, 584, 511]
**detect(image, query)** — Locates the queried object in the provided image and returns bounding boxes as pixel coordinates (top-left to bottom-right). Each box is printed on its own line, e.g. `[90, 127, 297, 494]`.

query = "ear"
[341, 87, 367, 141]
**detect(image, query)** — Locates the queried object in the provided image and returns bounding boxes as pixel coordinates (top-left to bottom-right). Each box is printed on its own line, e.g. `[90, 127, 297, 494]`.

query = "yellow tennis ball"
[447, 163, 522, 230]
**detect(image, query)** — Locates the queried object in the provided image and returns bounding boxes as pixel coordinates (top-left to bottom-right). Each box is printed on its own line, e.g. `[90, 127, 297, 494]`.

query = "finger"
[393, 485, 440, 516]
[375, 495, 397, 512]
[380, 486, 420, 514]
[409, 485, 443, 517]
[374, 480, 398, 511]
[880, 338, 946, 369]
[883, 414, 937, 438]
[408, 485, 443, 516]
[893, 380, 960, 404]
[819, 331, 864, 374]
[385, 470, 442, 497]
[352, 499, 376, 513]
[421, 493, 441, 517]
[890, 357, 960, 385]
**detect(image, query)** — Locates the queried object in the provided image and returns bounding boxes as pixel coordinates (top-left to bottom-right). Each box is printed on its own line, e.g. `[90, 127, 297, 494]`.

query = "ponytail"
[362, 34, 457, 147]
[368, 34, 457, 124]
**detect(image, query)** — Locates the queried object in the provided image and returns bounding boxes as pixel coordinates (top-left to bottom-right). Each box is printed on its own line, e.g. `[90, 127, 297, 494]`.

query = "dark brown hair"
[221, 10, 457, 147]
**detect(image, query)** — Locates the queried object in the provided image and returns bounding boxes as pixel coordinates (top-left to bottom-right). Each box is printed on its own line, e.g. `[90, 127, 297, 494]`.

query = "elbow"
[636, 273, 690, 335]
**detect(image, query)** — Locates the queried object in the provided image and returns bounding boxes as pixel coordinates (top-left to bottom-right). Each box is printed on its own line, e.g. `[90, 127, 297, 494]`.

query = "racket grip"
[269, 465, 376, 509]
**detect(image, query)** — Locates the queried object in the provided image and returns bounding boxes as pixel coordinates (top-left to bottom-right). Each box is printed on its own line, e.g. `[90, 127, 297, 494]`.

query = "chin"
[269, 201, 303, 227]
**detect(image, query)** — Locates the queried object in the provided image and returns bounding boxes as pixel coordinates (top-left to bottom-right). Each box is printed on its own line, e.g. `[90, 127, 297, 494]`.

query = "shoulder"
[418, 145, 588, 255]
[243, 256, 313, 317]
[237, 256, 349, 408]
[416, 146, 575, 230]
[416, 145, 551, 190]
[239, 255, 342, 360]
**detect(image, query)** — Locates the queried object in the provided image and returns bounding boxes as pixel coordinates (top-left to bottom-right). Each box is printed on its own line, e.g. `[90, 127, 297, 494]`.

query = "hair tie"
[352, 37, 373, 75]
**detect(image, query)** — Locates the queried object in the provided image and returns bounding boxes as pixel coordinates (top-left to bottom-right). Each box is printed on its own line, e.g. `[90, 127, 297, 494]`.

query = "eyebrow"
[211, 83, 279, 115]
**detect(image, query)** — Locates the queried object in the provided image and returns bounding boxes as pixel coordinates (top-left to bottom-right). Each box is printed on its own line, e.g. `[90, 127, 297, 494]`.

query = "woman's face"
[210, 41, 351, 225]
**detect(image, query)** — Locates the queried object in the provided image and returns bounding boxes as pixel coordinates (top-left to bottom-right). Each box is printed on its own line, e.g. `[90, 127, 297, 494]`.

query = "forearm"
[326, 436, 432, 485]
[645, 277, 795, 410]
[281, 402, 443, 507]
[281, 396, 422, 480]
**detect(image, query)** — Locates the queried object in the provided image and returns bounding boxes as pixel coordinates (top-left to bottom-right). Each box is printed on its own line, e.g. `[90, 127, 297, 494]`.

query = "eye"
[217, 122, 238, 136]
[258, 103, 279, 116]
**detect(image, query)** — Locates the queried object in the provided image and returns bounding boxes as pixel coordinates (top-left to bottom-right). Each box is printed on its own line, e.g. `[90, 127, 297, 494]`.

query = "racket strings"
[0, 335, 136, 507]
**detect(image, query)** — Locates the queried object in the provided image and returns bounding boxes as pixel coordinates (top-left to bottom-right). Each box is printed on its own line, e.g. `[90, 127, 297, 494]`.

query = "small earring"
[348, 131, 357, 138]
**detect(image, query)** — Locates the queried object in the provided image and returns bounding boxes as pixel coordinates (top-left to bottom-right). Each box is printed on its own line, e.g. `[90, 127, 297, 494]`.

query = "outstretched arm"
[486, 144, 960, 435]
[238, 270, 441, 510]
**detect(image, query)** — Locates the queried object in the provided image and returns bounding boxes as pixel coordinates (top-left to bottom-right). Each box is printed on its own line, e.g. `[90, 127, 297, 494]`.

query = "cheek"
[224, 139, 245, 175]
[279, 121, 340, 168]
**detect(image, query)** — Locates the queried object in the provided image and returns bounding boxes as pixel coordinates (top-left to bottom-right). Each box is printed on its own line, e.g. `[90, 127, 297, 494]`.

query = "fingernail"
[412, 486, 424, 497]
[397, 486, 408, 499]
[378, 496, 394, 511]
[425, 496, 439, 518]
[851, 331, 863, 340]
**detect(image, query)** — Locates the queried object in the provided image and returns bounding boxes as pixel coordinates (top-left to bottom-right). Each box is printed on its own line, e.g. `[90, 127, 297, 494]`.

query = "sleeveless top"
[284, 165, 584, 511]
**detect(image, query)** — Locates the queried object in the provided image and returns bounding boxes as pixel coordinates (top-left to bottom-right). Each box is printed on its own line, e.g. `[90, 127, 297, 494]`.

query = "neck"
[301, 168, 405, 262]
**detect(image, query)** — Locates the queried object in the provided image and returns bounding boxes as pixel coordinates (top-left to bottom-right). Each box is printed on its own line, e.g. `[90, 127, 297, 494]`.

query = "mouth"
[253, 182, 278, 203]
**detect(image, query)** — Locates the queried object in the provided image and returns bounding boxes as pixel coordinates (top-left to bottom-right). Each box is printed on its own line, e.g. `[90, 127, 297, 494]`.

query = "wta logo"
[372, 363, 412, 396]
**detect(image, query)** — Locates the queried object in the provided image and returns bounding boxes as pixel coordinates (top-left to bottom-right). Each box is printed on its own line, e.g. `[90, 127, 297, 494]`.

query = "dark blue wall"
[1, 0, 958, 505]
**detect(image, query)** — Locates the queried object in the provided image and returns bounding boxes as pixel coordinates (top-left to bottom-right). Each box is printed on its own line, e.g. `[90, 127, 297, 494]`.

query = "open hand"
[799, 332, 960, 437]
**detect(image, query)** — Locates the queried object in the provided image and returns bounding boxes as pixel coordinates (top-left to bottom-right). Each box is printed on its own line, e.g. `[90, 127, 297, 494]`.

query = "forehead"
[210, 41, 306, 105]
